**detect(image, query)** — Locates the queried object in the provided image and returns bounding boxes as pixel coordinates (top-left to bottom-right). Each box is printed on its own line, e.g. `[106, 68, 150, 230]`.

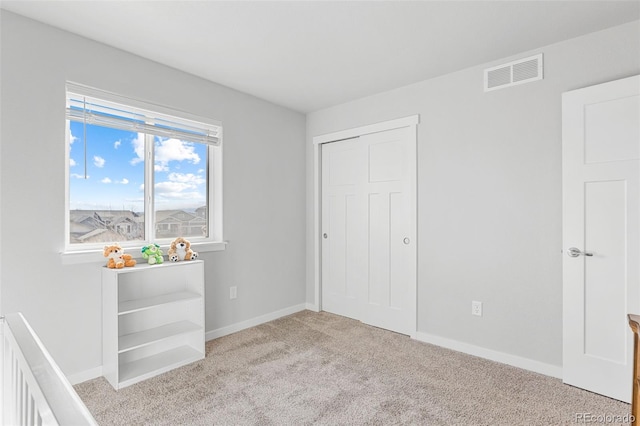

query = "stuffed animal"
[103, 244, 136, 269]
[168, 237, 198, 262]
[141, 243, 164, 265]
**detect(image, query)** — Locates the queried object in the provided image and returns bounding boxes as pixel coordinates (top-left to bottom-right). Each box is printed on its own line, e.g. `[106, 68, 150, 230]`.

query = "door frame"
[312, 115, 420, 337]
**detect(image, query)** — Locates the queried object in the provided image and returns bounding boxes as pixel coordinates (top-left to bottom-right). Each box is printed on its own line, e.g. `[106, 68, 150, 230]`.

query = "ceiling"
[1, 1, 639, 113]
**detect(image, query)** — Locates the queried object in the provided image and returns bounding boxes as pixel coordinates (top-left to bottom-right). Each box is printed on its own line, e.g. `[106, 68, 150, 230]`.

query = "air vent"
[484, 54, 543, 92]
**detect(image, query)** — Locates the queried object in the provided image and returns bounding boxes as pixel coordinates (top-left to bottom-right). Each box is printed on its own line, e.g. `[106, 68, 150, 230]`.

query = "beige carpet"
[75, 310, 630, 425]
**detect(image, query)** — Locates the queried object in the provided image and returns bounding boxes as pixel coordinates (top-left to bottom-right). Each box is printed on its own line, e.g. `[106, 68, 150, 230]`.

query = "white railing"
[1, 313, 97, 426]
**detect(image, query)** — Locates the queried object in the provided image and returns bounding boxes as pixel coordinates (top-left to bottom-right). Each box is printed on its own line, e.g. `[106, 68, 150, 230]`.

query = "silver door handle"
[567, 247, 593, 257]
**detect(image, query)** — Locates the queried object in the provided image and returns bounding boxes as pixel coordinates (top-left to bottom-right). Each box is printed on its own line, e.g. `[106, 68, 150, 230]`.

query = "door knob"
[567, 247, 593, 257]
[403, 237, 410, 245]
[323, 233, 328, 239]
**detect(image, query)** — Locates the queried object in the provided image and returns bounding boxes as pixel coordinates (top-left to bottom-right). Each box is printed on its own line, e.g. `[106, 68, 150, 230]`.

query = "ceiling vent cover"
[484, 54, 543, 92]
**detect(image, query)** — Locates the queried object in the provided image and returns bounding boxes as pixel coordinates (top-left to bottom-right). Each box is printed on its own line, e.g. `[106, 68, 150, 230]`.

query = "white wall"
[306, 21, 640, 368]
[0, 11, 306, 379]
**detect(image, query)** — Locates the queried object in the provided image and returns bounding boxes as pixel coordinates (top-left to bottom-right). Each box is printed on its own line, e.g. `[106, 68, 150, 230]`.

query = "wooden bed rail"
[628, 314, 640, 426]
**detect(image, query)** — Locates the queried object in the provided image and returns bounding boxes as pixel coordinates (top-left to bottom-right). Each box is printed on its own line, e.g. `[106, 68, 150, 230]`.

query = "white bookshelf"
[102, 260, 205, 390]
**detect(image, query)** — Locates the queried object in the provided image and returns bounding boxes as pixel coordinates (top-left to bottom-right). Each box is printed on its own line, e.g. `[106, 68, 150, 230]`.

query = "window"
[65, 84, 222, 252]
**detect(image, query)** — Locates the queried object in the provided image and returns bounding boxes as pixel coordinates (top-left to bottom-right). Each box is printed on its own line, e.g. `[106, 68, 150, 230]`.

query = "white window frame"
[62, 83, 225, 263]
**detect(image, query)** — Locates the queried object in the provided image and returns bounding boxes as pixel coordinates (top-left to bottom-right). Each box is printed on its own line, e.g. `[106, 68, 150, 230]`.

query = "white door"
[563, 75, 640, 402]
[321, 137, 367, 321]
[321, 126, 416, 335]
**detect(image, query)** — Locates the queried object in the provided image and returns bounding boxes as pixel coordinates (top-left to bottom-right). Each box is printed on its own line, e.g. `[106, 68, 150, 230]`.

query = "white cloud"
[68, 122, 77, 147]
[114, 140, 121, 149]
[155, 181, 193, 193]
[154, 185, 205, 201]
[167, 172, 205, 185]
[69, 158, 77, 167]
[70, 173, 89, 179]
[154, 138, 200, 171]
[94, 156, 105, 168]
[154, 171, 206, 203]
[131, 137, 201, 171]
[118, 178, 129, 185]
[157, 191, 204, 201]
[101, 177, 112, 184]
[130, 133, 145, 165]
[154, 172, 204, 195]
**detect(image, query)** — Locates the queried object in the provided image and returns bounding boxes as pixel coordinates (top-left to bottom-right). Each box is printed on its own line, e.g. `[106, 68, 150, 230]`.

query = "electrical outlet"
[230, 286, 237, 300]
[472, 301, 482, 317]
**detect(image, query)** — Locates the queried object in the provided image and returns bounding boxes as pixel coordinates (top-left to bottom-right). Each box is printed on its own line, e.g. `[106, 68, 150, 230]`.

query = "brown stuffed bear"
[167, 237, 198, 262]
[103, 243, 136, 268]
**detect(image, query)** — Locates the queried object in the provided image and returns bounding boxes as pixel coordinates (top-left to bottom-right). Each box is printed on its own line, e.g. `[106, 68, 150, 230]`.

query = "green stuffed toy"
[141, 243, 164, 265]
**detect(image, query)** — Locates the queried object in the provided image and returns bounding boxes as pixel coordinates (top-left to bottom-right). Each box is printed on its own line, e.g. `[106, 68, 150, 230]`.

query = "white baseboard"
[67, 366, 103, 385]
[414, 331, 563, 379]
[305, 303, 320, 312]
[205, 303, 308, 341]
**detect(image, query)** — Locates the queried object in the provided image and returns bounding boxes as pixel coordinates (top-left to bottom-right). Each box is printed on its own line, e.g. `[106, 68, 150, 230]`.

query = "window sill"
[60, 241, 227, 266]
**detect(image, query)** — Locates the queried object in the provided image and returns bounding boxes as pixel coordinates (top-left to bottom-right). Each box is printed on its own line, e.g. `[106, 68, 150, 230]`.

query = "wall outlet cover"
[472, 301, 482, 316]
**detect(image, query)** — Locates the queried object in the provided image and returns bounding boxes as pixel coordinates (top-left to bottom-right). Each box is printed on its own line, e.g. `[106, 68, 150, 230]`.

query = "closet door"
[321, 137, 367, 321]
[321, 126, 416, 335]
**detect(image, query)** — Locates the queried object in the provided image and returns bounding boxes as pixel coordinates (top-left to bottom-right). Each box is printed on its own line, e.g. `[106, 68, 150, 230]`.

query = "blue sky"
[69, 121, 207, 212]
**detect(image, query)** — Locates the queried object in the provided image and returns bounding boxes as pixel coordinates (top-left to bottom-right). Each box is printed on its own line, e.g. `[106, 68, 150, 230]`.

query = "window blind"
[65, 85, 221, 146]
